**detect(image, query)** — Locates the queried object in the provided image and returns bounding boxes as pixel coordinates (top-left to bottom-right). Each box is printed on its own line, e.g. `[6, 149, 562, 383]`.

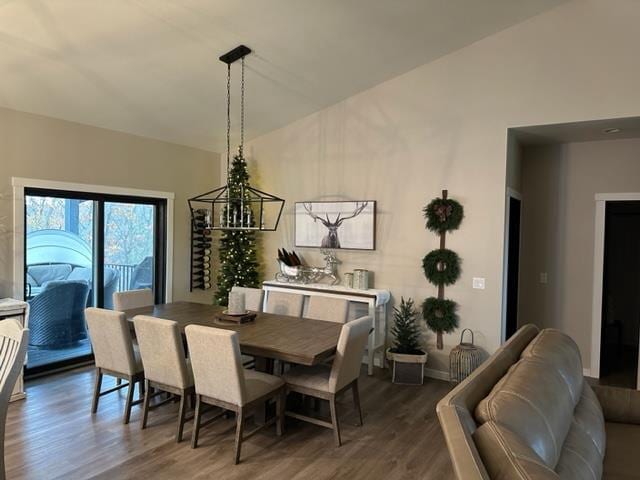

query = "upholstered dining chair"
[133, 315, 194, 442]
[0, 319, 28, 480]
[185, 325, 285, 464]
[283, 315, 372, 447]
[231, 286, 265, 312]
[113, 288, 154, 312]
[265, 291, 304, 317]
[305, 296, 349, 323]
[85, 308, 144, 424]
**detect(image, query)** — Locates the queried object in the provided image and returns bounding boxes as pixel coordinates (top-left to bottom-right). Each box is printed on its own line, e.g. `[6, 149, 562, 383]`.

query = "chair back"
[134, 316, 190, 389]
[113, 288, 153, 312]
[265, 291, 304, 317]
[305, 296, 349, 323]
[329, 316, 372, 392]
[185, 325, 246, 406]
[86, 308, 138, 376]
[0, 319, 28, 479]
[231, 286, 265, 312]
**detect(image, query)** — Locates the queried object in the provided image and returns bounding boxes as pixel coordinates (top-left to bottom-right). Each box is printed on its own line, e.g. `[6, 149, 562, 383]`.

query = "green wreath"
[422, 297, 459, 333]
[422, 249, 461, 286]
[423, 197, 464, 233]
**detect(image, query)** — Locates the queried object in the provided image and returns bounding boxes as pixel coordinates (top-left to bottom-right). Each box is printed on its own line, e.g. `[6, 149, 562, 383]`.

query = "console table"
[262, 281, 391, 375]
[0, 298, 28, 402]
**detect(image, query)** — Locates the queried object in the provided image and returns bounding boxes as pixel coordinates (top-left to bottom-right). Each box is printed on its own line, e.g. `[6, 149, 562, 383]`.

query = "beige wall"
[519, 138, 640, 367]
[0, 107, 219, 304]
[246, 0, 640, 358]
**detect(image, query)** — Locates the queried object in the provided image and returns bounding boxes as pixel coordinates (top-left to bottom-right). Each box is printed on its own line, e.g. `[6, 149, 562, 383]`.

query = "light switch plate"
[540, 272, 548, 284]
[472, 277, 485, 289]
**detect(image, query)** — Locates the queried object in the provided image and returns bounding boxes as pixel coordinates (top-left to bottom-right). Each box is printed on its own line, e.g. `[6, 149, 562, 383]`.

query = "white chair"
[283, 315, 372, 446]
[133, 315, 194, 442]
[231, 286, 265, 312]
[265, 291, 304, 317]
[113, 288, 153, 312]
[0, 319, 28, 480]
[185, 325, 285, 464]
[85, 308, 144, 424]
[305, 296, 349, 323]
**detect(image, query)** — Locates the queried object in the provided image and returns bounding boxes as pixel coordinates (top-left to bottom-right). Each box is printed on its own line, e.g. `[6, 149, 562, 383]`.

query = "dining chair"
[133, 315, 195, 442]
[85, 307, 145, 424]
[305, 296, 349, 323]
[0, 319, 28, 480]
[283, 315, 372, 447]
[185, 325, 285, 464]
[113, 288, 154, 312]
[231, 286, 265, 312]
[264, 291, 304, 317]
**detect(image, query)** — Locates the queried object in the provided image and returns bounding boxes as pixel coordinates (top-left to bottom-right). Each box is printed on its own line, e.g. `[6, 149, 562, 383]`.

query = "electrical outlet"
[540, 272, 548, 284]
[472, 277, 485, 289]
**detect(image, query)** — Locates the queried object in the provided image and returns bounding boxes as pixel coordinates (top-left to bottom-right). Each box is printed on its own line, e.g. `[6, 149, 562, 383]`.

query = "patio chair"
[28, 280, 90, 349]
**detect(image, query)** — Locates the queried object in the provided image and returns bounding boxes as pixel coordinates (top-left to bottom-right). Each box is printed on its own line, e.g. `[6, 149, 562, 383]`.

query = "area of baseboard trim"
[424, 368, 450, 382]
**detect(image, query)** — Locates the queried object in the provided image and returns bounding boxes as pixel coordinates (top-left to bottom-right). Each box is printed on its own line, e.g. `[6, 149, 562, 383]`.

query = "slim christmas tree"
[215, 151, 260, 306]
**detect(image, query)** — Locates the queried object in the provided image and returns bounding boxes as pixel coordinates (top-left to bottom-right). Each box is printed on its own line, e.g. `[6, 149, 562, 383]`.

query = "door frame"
[590, 192, 640, 379]
[11, 177, 174, 303]
[501, 187, 522, 344]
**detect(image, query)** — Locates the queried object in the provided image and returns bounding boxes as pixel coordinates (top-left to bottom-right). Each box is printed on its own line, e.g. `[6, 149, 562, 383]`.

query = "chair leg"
[123, 376, 135, 425]
[276, 391, 284, 436]
[352, 381, 363, 426]
[116, 377, 122, 387]
[141, 379, 151, 429]
[191, 395, 202, 449]
[176, 392, 187, 443]
[234, 408, 245, 465]
[329, 395, 341, 447]
[91, 368, 103, 414]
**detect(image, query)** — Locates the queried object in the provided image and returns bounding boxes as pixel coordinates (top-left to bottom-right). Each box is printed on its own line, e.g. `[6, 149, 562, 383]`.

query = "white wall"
[245, 0, 640, 361]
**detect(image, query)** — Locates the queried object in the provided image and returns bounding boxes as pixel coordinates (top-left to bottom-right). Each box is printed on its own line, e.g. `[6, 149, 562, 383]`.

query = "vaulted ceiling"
[0, 0, 564, 152]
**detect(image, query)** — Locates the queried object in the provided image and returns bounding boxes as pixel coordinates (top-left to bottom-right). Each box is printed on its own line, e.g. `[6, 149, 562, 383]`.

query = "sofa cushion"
[67, 266, 92, 283]
[521, 329, 584, 404]
[473, 421, 560, 479]
[603, 422, 640, 480]
[475, 357, 577, 468]
[28, 264, 72, 286]
[573, 383, 606, 458]
[555, 413, 603, 480]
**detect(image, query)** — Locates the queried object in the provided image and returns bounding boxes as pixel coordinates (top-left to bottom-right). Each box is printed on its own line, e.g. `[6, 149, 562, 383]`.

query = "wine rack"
[190, 209, 213, 291]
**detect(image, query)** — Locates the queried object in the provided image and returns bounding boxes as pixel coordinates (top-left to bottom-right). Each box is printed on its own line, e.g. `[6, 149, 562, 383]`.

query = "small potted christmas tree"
[386, 297, 427, 385]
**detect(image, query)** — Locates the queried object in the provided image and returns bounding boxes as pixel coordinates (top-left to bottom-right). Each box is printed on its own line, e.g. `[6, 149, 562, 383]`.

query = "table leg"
[368, 301, 376, 375]
[253, 356, 274, 424]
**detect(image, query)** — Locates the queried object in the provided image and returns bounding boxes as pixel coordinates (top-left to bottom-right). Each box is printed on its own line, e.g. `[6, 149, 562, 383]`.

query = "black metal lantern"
[188, 45, 285, 231]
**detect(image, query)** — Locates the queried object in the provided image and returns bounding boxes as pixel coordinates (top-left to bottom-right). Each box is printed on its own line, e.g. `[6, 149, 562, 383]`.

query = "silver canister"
[343, 272, 354, 288]
[354, 269, 369, 290]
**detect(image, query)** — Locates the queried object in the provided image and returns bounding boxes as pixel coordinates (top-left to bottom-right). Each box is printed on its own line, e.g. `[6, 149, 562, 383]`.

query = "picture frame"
[294, 200, 376, 250]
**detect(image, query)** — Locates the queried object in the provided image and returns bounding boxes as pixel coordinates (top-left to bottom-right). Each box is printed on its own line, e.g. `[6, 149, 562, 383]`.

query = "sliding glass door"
[24, 188, 166, 375]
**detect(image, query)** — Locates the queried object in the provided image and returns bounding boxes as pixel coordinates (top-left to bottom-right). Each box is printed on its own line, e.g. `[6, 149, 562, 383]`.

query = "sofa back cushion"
[520, 329, 584, 404]
[28, 264, 72, 286]
[473, 421, 560, 480]
[475, 357, 577, 468]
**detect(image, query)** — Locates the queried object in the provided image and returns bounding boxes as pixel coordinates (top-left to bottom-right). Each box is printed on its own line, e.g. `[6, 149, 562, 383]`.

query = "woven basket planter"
[386, 349, 428, 385]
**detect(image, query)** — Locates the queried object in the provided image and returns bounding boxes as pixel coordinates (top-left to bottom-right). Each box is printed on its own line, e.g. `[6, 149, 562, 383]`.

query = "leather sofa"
[437, 324, 640, 479]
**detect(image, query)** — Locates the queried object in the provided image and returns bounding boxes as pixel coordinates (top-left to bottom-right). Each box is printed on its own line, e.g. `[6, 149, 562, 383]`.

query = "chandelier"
[188, 45, 285, 231]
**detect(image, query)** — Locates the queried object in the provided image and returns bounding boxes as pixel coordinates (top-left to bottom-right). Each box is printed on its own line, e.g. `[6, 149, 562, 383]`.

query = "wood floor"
[5, 366, 454, 480]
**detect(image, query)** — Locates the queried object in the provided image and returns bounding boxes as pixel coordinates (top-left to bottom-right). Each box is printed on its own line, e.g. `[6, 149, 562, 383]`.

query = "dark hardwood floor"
[5, 366, 454, 480]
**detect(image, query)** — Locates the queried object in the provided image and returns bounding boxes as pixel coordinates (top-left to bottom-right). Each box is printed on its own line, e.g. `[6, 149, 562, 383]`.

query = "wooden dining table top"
[123, 301, 342, 366]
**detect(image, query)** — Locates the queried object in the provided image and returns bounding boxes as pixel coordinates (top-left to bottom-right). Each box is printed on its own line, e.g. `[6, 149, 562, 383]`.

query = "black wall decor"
[190, 208, 212, 291]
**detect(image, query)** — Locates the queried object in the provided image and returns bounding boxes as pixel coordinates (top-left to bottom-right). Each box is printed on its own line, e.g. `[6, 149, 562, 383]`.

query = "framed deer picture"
[295, 201, 376, 250]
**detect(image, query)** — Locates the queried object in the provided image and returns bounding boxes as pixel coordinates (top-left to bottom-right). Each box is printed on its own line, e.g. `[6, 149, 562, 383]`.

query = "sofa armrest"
[592, 384, 640, 424]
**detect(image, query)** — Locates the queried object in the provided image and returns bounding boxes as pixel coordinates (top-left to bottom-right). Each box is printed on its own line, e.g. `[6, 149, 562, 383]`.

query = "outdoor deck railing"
[105, 263, 136, 292]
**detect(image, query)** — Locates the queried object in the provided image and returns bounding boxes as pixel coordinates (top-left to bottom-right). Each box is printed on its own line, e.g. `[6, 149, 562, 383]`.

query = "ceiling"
[512, 117, 640, 146]
[0, 0, 564, 152]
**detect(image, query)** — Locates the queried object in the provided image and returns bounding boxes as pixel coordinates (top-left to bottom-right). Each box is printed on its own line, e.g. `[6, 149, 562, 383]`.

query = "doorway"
[503, 190, 522, 341]
[599, 201, 640, 388]
[23, 188, 167, 376]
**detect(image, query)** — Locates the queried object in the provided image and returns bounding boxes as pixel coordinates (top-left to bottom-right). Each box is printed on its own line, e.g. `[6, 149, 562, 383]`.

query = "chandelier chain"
[226, 63, 231, 179]
[240, 57, 245, 155]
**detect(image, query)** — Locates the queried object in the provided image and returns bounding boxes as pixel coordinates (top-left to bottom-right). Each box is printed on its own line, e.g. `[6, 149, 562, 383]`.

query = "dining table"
[122, 300, 343, 372]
